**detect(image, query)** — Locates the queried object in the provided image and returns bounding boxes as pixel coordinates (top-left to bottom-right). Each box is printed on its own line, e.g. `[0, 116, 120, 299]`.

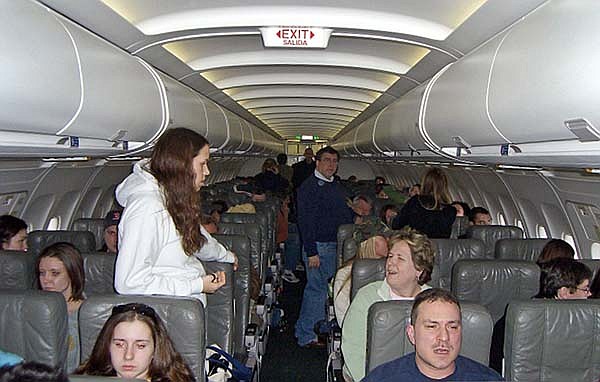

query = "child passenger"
[76, 303, 195, 382]
[36, 242, 85, 373]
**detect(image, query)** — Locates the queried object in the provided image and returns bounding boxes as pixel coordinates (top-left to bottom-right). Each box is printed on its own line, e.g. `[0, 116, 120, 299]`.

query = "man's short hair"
[0, 361, 68, 382]
[537, 258, 592, 298]
[410, 288, 461, 325]
[315, 146, 339, 161]
[468, 206, 490, 223]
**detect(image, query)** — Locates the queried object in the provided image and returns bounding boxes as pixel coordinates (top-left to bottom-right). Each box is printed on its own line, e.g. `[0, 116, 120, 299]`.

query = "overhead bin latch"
[564, 118, 600, 142]
[452, 136, 472, 157]
[110, 130, 129, 149]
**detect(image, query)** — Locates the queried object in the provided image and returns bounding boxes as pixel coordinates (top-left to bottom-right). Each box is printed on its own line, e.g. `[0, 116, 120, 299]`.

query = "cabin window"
[46, 216, 60, 231]
[537, 225, 548, 238]
[497, 213, 506, 226]
[562, 233, 579, 259]
[591, 243, 600, 259]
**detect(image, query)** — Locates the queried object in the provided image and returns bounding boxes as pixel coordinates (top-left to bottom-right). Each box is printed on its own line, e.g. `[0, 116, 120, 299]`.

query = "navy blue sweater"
[297, 174, 354, 256]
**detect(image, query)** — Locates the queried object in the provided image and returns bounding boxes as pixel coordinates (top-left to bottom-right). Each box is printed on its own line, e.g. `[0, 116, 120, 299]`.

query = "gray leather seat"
[28, 230, 96, 256]
[337, 224, 356, 267]
[450, 216, 470, 239]
[494, 238, 550, 261]
[351, 258, 386, 301]
[0, 290, 67, 368]
[79, 295, 205, 381]
[72, 218, 106, 251]
[218, 222, 261, 278]
[0, 250, 35, 289]
[81, 252, 116, 295]
[430, 239, 488, 289]
[504, 299, 600, 382]
[580, 259, 600, 278]
[465, 225, 523, 258]
[341, 237, 359, 265]
[221, 212, 268, 281]
[203, 261, 234, 353]
[213, 233, 251, 357]
[366, 300, 493, 374]
[451, 259, 540, 323]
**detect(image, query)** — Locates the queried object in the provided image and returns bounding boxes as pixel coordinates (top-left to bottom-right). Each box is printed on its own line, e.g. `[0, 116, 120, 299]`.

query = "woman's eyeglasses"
[111, 303, 158, 319]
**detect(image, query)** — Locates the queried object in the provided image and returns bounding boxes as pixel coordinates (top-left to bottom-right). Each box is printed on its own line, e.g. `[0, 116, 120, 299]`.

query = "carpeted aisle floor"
[260, 271, 328, 382]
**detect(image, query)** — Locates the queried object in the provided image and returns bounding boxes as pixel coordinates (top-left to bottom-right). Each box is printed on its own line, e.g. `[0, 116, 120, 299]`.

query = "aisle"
[260, 271, 329, 381]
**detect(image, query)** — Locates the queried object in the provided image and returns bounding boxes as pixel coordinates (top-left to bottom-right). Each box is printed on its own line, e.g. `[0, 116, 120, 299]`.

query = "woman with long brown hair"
[114, 128, 235, 306]
[392, 168, 464, 238]
[75, 303, 195, 381]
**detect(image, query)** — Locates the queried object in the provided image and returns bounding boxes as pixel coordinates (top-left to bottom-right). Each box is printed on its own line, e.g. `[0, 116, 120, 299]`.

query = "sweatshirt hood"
[115, 159, 160, 207]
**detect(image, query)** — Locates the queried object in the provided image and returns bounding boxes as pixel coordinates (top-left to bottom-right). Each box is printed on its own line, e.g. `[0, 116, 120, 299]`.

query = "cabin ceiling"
[40, 0, 547, 142]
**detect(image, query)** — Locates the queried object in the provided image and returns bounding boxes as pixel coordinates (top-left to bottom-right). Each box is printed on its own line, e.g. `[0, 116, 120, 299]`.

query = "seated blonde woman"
[333, 235, 388, 324]
[341, 227, 435, 382]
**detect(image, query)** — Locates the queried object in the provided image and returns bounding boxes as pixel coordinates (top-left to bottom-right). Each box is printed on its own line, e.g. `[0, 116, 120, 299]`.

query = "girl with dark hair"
[536, 238, 575, 265]
[36, 242, 85, 373]
[76, 303, 195, 381]
[114, 128, 235, 306]
[392, 168, 463, 238]
[0, 215, 27, 251]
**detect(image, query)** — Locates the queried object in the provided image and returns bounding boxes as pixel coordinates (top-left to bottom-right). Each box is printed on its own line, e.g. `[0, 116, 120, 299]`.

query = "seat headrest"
[494, 238, 550, 261]
[430, 239, 487, 289]
[28, 230, 96, 256]
[451, 259, 540, 323]
[0, 250, 36, 289]
[366, 300, 493, 374]
[82, 252, 116, 295]
[351, 258, 386, 300]
[466, 225, 523, 257]
[72, 218, 106, 251]
[79, 295, 205, 381]
[0, 290, 68, 367]
[505, 299, 600, 382]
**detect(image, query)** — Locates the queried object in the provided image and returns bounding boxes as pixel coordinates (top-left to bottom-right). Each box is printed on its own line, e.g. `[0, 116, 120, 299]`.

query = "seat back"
[505, 299, 600, 382]
[213, 233, 251, 356]
[465, 225, 523, 258]
[0, 290, 68, 367]
[430, 239, 488, 289]
[82, 252, 116, 295]
[79, 295, 205, 381]
[72, 218, 106, 251]
[337, 224, 356, 267]
[452, 260, 540, 323]
[218, 222, 261, 274]
[580, 259, 600, 278]
[28, 230, 96, 256]
[450, 216, 470, 239]
[203, 261, 235, 353]
[221, 212, 268, 281]
[366, 301, 493, 374]
[341, 238, 359, 264]
[350, 258, 386, 301]
[0, 251, 35, 289]
[495, 238, 550, 261]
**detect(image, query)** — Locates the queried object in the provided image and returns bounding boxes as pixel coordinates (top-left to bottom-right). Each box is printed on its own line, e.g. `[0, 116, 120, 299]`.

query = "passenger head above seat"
[102, 210, 121, 253]
[537, 258, 592, 299]
[536, 238, 575, 266]
[36, 242, 85, 310]
[0, 361, 68, 382]
[0, 215, 27, 251]
[387, 227, 435, 289]
[76, 303, 194, 382]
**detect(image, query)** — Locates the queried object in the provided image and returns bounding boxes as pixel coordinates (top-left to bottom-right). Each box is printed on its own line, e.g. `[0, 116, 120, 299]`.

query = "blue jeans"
[295, 241, 337, 346]
[284, 224, 301, 272]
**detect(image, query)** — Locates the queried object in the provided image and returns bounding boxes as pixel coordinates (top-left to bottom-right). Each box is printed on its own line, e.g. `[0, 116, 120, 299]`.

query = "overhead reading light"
[106, 156, 143, 161]
[42, 156, 90, 162]
[496, 164, 542, 171]
[564, 118, 600, 142]
[584, 168, 600, 174]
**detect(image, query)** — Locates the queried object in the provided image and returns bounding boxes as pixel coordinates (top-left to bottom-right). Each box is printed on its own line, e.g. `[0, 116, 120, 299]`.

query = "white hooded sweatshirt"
[114, 159, 234, 306]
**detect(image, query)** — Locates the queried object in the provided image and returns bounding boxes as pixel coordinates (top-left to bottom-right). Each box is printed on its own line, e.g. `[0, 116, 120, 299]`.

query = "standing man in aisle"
[295, 146, 354, 347]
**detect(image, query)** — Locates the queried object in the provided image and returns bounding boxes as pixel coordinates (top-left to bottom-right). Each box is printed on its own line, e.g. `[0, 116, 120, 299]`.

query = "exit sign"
[260, 26, 333, 48]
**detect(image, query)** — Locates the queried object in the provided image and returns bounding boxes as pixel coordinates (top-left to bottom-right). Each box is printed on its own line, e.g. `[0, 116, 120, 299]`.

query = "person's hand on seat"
[202, 271, 226, 293]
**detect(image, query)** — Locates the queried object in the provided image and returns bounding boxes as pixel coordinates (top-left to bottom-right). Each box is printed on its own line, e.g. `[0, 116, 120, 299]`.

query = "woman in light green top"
[341, 227, 435, 382]
[36, 243, 85, 373]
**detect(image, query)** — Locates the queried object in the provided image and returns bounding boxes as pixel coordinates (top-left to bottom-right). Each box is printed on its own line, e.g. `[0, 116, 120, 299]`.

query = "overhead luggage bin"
[421, 0, 600, 167]
[0, 1, 164, 157]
